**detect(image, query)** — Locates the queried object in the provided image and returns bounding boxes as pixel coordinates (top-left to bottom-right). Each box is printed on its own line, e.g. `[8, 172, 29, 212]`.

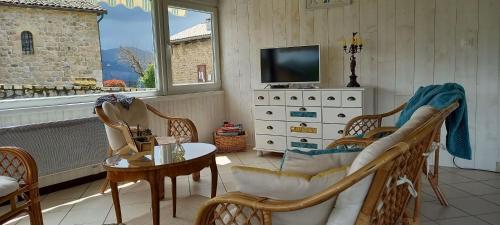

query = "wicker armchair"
[0, 147, 43, 225]
[337, 103, 450, 206]
[195, 103, 458, 225]
[95, 99, 199, 192]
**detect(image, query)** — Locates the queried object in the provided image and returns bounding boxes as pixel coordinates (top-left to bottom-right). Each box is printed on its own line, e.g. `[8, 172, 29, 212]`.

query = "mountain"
[101, 47, 154, 87]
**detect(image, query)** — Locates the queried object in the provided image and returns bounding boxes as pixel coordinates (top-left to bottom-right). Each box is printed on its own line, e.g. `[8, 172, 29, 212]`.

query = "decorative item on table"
[214, 122, 247, 153]
[132, 124, 155, 153]
[342, 32, 363, 87]
[156, 136, 187, 163]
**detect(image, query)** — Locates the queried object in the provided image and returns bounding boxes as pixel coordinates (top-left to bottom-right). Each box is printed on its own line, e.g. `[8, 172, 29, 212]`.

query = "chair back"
[355, 102, 458, 225]
[95, 99, 148, 153]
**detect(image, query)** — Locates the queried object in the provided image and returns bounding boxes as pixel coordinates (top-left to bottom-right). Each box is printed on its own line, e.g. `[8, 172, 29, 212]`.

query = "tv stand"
[269, 84, 290, 89]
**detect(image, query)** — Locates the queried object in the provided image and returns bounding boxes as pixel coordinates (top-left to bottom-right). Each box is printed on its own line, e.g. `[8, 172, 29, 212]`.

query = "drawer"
[323, 108, 363, 124]
[255, 135, 286, 151]
[342, 91, 363, 107]
[322, 91, 341, 107]
[323, 124, 346, 140]
[254, 91, 269, 105]
[302, 91, 322, 106]
[286, 91, 303, 106]
[268, 91, 286, 105]
[287, 122, 322, 138]
[286, 106, 322, 123]
[255, 120, 286, 136]
[255, 106, 286, 121]
[287, 137, 323, 151]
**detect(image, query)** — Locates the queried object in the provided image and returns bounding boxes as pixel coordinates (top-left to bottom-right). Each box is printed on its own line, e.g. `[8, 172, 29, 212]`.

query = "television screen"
[260, 45, 320, 83]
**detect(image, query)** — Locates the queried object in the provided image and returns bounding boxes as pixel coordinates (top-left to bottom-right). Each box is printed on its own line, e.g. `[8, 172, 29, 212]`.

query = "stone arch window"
[21, 31, 34, 55]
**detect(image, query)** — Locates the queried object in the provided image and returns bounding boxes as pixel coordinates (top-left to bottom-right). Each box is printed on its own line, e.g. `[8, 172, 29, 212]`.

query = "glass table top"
[104, 143, 216, 169]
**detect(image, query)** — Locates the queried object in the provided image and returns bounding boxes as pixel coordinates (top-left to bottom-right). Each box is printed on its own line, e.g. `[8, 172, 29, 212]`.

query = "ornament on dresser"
[342, 32, 363, 87]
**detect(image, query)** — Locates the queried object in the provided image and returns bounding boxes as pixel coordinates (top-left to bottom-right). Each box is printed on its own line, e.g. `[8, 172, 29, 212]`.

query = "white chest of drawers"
[253, 88, 374, 155]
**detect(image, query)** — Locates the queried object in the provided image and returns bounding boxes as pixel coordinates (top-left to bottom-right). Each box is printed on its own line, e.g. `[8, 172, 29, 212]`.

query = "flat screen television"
[260, 45, 320, 84]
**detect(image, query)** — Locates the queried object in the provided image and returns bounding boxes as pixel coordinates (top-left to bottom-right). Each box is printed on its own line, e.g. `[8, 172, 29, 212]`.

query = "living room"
[0, 0, 500, 225]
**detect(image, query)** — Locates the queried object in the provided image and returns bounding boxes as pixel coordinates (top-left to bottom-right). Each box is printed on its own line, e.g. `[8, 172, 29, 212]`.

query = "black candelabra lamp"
[343, 32, 363, 87]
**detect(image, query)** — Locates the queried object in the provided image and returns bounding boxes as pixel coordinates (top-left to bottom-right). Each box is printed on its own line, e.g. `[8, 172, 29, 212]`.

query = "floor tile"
[437, 173, 474, 184]
[455, 170, 500, 181]
[59, 207, 110, 225]
[44, 183, 89, 201]
[422, 221, 440, 225]
[476, 212, 500, 225]
[448, 196, 500, 215]
[420, 201, 468, 220]
[480, 193, 500, 205]
[423, 184, 472, 199]
[453, 182, 500, 196]
[436, 216, 490, 225]
[16, 212, 68, 225]
[481, 179, 500, 189]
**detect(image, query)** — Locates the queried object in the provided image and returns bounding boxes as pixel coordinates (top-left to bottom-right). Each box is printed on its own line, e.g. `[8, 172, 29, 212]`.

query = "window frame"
[158, 0, 221, 95]
[0, 0, 221, 110]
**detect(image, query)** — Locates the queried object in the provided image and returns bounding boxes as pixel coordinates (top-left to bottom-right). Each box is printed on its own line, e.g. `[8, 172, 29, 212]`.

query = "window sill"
[0, 90, 224, 111]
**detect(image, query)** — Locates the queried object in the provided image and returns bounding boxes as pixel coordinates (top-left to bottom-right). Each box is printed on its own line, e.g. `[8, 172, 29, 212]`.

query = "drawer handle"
[273, 96, 281, 100]
[327, 96, 336, 101]
[290, 96, 298, 100]
[337, 113, 346, 118]
[299, 107, 307, 112]
[300, 123, 307, 127]
[300, 139, 308, 143]
[338, 130, 344, 134]
[266, 111, 273, 115]
[258, 96, 265, 100]
[266, 126, 274, 130]
[308, 96, 316, 100]
[267, 140, 274, 145]
[347, 96, 356, 101]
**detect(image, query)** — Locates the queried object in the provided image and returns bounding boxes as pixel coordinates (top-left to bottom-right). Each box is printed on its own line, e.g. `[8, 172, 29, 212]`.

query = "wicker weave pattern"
[210, 203, 265, 225]
[169, 119, 196, 141]
[345, 118, 381, 136]
[367, 131, 433, 225]
[0, 152, 27, 185]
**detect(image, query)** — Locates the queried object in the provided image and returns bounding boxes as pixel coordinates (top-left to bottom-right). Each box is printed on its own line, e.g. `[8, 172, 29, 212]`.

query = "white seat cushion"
[326, 106, 436, 225]
[0, 176, 19, 197]
[232, 166, 348, 225]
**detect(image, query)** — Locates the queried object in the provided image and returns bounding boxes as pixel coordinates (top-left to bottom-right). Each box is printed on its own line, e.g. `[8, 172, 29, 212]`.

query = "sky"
[98, 3, 211, 53]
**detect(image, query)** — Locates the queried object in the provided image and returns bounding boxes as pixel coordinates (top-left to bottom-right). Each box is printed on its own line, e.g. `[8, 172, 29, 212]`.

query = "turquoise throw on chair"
[395, 83, 471, 160]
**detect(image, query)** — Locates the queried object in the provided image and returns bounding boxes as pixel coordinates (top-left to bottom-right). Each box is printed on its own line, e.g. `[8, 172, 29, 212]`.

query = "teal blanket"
[395, 83, 471, 160]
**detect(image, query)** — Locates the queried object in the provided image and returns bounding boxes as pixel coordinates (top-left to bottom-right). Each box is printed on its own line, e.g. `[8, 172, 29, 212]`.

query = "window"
[164, 3, 220, 94]
[21, 31, 34, 55]
[0, 0, 219, 109]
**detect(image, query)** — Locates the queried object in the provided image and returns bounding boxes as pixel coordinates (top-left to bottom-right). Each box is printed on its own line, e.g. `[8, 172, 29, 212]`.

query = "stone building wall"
[0, 6, 103, 86]
[171, 38, 213, 84]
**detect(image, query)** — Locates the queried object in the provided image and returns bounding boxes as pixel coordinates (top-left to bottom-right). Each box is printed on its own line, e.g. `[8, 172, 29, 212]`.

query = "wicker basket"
[214, 133, 247, 153]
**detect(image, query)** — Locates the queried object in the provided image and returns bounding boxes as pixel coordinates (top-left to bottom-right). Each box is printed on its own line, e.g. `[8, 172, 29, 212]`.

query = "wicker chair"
[95, 99, 199, 193]
[195, 103, 458, 225]
[335, 103, 449, 206]
[0, 147, 43, 225]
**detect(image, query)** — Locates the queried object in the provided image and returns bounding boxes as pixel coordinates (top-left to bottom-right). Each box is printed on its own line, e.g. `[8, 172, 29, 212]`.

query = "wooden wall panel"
[219, 0, 500, 170]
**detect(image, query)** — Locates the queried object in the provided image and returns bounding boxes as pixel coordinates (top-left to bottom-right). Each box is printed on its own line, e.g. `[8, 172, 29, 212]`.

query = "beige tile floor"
[3, 150, 500, 225]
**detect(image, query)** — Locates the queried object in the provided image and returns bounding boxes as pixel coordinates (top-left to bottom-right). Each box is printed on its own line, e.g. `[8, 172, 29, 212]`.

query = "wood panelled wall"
[0, 92, 226, 143]
[218, 0, 500, 170]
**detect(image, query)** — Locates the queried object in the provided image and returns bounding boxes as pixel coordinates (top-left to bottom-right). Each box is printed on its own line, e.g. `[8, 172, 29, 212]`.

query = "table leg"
[210, 158, 218, 198]
[192, 171, 201, 182]
[110, 181, 122, 224]
[159, 177, 165, 200]
[171, 176, 177, 217]
[149, 178, 160, 225]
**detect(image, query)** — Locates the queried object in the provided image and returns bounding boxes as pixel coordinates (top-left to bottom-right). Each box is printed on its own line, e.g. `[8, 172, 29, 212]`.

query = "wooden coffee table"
[103, 143, 218, 225]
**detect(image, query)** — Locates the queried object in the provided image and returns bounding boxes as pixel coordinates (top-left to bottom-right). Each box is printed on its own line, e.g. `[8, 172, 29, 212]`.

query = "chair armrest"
[363, 127, 399, 139]
[195, 143, 409, 225]
[326, 137, 375, 149]
[146, 104, 199, 142]
[343, 103, 406, 137]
